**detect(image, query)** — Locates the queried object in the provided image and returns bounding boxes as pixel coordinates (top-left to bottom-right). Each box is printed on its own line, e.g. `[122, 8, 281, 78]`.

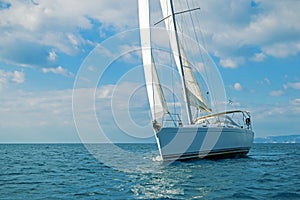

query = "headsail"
[180, 46, 211, 112]
[159, 0, 211, 113]
[139, 0, 169, 121]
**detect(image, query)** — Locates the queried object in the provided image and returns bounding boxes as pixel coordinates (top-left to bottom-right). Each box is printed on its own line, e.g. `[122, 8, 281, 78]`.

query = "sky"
[0, 0, 299, 143]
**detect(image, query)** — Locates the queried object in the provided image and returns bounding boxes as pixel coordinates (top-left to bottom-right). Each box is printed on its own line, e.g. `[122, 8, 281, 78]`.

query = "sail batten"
[139, 0, 169, 121]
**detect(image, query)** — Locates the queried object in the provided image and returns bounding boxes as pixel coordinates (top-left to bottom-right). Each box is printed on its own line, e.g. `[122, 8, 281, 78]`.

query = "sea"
[0, 143, 299, 200]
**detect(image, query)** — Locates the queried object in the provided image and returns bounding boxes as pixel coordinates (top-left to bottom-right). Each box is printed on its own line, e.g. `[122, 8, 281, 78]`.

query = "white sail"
[159, 0, 194, 124]
[180, 46, 211, 112]
[159, 0, 183, 77]
[139, 0, 169, 120]
[159, 0, 211, 113]
[138, 0, 254, 162]
[151, 60, 169, 119]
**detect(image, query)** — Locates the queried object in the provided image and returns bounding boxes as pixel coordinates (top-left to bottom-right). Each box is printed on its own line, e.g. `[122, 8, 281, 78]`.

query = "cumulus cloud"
[219, 56, 245, 68]
[48, 50, 57, 61]
[0, 70, 25, 90]
[42, 66, 73, 77]
[220, 58, 237, 69]
[0, 0, 137, 67]
[196, 0, 300, 66]
[1, 1, 299, 70]
[233, 82, 243, 91]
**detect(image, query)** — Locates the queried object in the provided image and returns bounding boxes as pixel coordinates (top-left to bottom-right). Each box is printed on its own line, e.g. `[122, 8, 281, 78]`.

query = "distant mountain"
[254, 135, 300, 143]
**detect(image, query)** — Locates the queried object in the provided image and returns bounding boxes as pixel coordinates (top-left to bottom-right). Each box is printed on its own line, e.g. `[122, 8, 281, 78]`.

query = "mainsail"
[139, 0, 169, 121]
[159, 0, 211, 113]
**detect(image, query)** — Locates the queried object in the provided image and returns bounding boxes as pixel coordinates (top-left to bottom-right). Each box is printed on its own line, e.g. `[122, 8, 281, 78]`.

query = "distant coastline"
[254, 134, 300, 143]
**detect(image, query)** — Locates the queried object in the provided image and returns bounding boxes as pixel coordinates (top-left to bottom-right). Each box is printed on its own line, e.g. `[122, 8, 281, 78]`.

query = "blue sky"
[0, 0, 299, 143]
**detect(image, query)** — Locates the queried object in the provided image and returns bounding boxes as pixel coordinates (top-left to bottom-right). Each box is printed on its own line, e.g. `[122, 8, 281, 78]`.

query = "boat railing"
[161, 112, 183, 128]
[193, 110, 252, 130]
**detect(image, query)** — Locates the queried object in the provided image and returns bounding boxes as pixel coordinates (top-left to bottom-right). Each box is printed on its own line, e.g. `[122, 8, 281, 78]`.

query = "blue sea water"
[0, 143, 299, 199]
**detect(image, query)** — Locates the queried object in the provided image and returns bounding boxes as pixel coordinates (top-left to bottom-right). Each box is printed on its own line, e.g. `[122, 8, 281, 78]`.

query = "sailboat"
[139, 0, 254, 161]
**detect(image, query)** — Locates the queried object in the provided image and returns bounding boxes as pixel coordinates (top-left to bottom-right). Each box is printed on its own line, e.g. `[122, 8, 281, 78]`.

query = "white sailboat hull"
[156, 127, 254, 161]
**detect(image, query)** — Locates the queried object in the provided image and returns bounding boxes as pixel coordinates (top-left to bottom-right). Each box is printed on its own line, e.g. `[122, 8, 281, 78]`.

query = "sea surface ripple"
[0, 143, 299, 199]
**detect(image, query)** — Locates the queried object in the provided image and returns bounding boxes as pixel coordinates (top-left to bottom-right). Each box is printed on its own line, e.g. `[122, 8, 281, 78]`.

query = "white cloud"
[97, 84, 114, 99]
[0, 88, 80, 142]
[284, 82, 300, 90]
[10, 86, 135, 126]
[290, 98, 300, 106]
[256, 78, 271, 86]
[0, 0, 138, 67]
[197, 0, 300, 65]
[249, 100, 300, 137]
[261, 80, 299, 101]
[219, 57, 245, 68]
[87, 65, 96, 72]
[262, 42, 300, 58]
[269, 90, 284, 97]
[0, 0, 137, 46]
[0, 70, 25, 90]
[0, 89, 74, 129]
[251, 52, 266, 62]
[0, 72, 8, 91]
[42, 66, 73, 77]
[12, 71, 25, 83]
[253, 98, 300, 121]
[0, 81, 153, 142]
[1, 1, 299, 69]
[233, 82, 243, 91]
[220, 58, 238, 68]
[67, 34, 79, 47]
[119, 44, 141, 63]
[48, 50, 57, 61]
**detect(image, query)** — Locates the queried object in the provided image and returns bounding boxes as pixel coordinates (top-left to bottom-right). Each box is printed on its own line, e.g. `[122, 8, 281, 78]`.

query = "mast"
[169, 0, 193, 125]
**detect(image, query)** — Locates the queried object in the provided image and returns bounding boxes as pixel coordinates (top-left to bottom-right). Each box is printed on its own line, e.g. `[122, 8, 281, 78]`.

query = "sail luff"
[139, 0, 168, 121]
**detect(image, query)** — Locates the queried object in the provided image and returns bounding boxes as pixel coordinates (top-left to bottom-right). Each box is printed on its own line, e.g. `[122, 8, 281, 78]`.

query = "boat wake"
[152, 155, 163, 162]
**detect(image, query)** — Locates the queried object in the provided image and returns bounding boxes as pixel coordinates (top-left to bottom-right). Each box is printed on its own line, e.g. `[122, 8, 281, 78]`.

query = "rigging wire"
[186, 0, 216, 114]
[171, 47, 177, 116]
[151, 52, 157, 121]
